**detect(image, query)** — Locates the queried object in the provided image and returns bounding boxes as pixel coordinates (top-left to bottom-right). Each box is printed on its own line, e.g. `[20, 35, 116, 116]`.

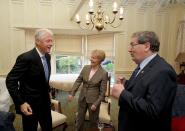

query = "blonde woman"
[68, 50, 108, 131]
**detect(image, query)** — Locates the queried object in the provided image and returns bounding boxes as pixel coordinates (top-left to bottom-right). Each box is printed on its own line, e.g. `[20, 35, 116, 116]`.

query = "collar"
[139, 53, 157, 70]
[36, 47, 45, 58]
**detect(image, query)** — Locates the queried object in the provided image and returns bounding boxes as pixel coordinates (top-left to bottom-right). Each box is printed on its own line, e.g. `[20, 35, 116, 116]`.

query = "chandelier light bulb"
[105, 15, 109, 23]
[86, 14, 90, 25]
[119, 7, 124, 19]
[89, 0, 93, 7]
[120, 7, 124, 15]
[113, 2, 118, 13]
[75, 14, 80, 23]
[89, 0, 94, 13]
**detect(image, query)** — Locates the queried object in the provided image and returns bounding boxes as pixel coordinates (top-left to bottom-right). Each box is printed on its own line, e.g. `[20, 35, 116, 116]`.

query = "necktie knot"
[41, 56, 46, 61]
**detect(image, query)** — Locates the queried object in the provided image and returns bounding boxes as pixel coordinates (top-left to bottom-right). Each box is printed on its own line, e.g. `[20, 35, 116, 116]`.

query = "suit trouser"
[76, 97, 100, 131]
[22, 108, 52, 131]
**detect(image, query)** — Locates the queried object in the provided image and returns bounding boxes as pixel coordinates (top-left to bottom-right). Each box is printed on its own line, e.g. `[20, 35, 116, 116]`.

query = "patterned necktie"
[41, 56, 49, 81]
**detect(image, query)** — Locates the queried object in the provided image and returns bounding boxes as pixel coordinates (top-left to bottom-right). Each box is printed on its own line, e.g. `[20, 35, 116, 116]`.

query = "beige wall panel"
[54, 1, 75, 28]
[11, 1, 24, 26]
[25, 30, 35, 51]
[114, 33, 134, 78]
[3, 28, 26, 74]
[154, 13, 168, 60]
[0, 0, 10, 75]
[126, 6, 137, 35]
[143, 8, 154, 30]
[24, 0, 39, 26]
[143, 9, 150, 30]
[158, 12, 169, 59]
[10, 29, 25, 64]
[135, 13, 144, 31]
[166, 5, 182, 67]
[182, 8, 185, 20]
[38, 4, 53, 27]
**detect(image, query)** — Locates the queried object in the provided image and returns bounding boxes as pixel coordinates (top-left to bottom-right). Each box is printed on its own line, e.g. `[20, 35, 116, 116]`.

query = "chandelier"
[75, 0, 124, 32]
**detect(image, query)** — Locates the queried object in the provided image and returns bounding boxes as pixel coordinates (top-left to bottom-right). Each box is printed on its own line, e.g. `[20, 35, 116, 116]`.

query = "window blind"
[87, 34, 114, 58]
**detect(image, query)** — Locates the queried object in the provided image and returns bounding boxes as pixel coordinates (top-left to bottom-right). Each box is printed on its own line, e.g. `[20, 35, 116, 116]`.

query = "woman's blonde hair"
[91, 49, 106, 62]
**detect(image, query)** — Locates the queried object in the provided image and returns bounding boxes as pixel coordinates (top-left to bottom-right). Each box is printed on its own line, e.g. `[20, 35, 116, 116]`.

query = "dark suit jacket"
[6, 48, 51, 114]
[71, 65, 108, 106]
[118, 55, 177, 131]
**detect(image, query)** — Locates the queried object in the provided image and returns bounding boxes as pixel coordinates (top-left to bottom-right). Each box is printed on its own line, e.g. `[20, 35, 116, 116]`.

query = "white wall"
[0, 0, 10, 75]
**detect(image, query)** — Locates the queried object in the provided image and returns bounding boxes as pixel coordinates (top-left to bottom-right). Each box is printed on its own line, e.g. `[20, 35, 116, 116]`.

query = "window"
[53, 34, 115, 77]
[56, 55, 82, 74]
[53, 35, 83, 74]
[86, 33, 115, 72]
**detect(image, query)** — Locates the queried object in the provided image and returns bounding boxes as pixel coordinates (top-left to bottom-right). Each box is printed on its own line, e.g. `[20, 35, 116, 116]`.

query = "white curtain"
[175, 20, 185, 63]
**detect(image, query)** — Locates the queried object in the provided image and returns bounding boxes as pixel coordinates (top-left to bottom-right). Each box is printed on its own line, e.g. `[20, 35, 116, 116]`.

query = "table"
[49, 74, 79, 91]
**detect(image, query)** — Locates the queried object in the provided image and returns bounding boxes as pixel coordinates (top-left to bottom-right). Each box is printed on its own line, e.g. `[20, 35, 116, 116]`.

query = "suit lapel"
[86, 65, 102, 82]
[85, 65, 91, 81]
[127, 55, 160, 90]
[89, 66, 102, 82]
[32, 48, 47, 81]
[127, 66, 151, 90]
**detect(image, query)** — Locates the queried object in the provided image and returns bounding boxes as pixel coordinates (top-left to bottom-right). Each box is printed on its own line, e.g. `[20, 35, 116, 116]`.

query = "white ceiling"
[14, 0, 185, 35]
[67, 0, 185, 15]
[67, 0, 185, 34]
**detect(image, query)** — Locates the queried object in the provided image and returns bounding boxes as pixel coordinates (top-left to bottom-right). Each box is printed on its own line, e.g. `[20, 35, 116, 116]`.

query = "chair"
[38, 99, 67, 131]
[0, 77, 13, 112]
[85, 76, 114, 129]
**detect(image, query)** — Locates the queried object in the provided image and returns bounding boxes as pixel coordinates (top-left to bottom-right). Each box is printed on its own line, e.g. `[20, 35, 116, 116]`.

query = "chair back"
[105, 76, 111, 101]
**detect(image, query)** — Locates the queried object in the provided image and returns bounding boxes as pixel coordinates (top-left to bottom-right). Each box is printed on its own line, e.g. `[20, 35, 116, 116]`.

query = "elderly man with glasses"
[112, 31, 177, 131]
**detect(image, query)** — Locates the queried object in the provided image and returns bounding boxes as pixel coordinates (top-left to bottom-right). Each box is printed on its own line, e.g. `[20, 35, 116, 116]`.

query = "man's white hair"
[35, 28, 53, 43]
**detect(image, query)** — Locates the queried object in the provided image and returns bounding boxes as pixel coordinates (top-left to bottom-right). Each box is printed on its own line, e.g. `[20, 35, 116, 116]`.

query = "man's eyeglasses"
[129, 42, 140, 48]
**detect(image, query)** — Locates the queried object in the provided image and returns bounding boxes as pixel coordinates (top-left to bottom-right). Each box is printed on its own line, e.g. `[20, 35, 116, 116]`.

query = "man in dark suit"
[112, 31, 177, 131]
[6, 28, 53, 131]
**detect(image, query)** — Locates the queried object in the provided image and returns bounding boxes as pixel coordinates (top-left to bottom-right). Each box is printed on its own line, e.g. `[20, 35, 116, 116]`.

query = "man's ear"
[35, 39, 40, 46]
[144, 42, 150, 51]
